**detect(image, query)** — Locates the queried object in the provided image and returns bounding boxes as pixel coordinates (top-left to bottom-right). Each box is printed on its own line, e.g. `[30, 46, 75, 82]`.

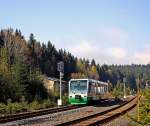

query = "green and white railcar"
[68, 79, 108, 105]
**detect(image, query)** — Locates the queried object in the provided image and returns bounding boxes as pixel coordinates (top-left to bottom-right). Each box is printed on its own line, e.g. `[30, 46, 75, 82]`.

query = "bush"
[0, 98, 58, 115]
[29, 100, 40, 111]
[62, 96, 68, 105]
[42, 99, 54, 108]
[139, 89, 150, 125]
[11, 103, 22, 113]
[0, 98, 57, 115]
[6, 102, 25, 114]
[20, 102, 28, 111]
[0, 103, 6, 114]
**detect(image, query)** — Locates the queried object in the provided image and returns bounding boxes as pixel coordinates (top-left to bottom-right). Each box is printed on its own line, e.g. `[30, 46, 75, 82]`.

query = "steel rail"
[57, 96, 137, 126]
[0, 105, 79, 123]
[87, 98, 137, 126]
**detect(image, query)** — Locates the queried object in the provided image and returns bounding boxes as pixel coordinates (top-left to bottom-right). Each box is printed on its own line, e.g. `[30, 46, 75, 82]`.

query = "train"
[68, 79, 108, 105]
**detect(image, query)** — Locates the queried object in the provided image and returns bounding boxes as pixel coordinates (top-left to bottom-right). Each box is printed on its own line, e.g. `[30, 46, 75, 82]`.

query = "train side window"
[88, 82, 92, 93]
[91, 83, 95, 93]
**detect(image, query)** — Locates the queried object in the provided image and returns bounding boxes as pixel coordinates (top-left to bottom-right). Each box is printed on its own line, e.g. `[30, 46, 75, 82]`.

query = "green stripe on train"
[69, 97, 89, 104]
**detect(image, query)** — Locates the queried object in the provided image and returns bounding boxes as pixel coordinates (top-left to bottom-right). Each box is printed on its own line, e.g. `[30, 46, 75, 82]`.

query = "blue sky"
[1, 0, 150, 64]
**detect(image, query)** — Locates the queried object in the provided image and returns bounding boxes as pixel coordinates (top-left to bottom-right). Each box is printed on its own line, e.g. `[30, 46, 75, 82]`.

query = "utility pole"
[136, 76, 140, 125]
[60, 71, 62, 103]
[57, 61, 64, 106]
[123, 77, 126, 98]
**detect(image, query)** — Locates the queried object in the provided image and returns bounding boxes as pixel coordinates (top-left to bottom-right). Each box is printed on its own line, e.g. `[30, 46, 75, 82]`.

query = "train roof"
[69, 79, 108, 86]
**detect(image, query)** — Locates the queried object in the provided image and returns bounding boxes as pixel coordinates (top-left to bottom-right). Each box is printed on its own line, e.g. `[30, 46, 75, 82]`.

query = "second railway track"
[0, 105, 80, 124]
[57, 96, 137, 126]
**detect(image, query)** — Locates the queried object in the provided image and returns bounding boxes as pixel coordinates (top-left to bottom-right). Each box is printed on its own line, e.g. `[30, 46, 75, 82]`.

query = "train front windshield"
[70, 80, 87, 93]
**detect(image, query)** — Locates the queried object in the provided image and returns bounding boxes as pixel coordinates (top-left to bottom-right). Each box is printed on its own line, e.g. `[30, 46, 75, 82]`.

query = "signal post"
[57, 61, 64, 106]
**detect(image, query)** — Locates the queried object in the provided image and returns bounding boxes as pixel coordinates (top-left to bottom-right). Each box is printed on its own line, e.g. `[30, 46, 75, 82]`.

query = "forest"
[0, 28, 150, 110]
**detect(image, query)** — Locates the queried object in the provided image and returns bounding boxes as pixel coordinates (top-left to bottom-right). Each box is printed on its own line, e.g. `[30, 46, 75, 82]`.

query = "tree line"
[0, 28, 150, 103]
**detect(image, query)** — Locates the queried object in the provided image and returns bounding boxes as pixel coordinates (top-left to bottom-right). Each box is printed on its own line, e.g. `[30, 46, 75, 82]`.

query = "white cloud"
[134, 51, 150, 64]
[66, 25, 149, 65]
[69, 40, 98, 60]
[107, 47, 126, 59]
[70, 40, 94, 54]
[68, 40, 129, 64]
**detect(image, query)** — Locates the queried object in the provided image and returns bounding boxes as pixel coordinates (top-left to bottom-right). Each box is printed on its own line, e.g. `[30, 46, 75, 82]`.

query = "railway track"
[0, 105, 80, 124]
[57, 96, 137, 126]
